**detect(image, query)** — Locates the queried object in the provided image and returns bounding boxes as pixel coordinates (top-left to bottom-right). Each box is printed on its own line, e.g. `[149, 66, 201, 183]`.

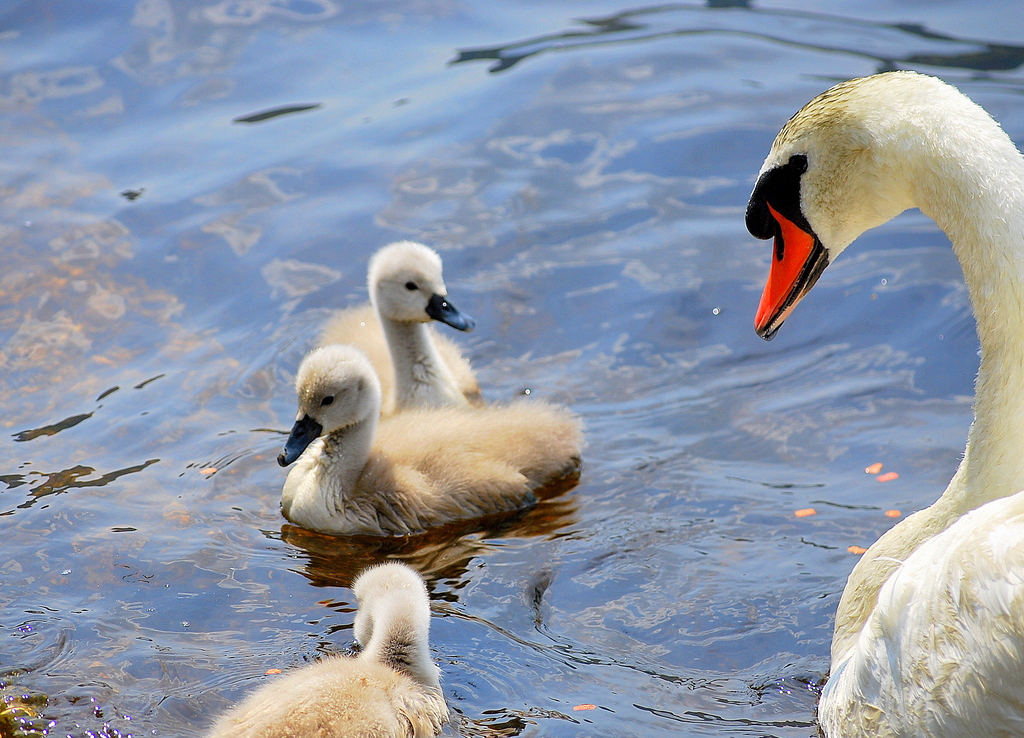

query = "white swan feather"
[747, 71, 1024, 736]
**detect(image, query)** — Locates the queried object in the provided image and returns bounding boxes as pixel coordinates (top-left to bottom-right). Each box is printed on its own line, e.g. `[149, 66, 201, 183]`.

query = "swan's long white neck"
[830, 84, 1024, 663]
[378, 316, 467, 411]
[913, 119, 1024, 514]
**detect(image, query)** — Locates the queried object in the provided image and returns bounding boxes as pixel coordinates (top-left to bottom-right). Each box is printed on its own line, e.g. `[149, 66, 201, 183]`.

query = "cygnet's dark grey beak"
[426, 293, 475, 332]
[278, 414, 323, 467]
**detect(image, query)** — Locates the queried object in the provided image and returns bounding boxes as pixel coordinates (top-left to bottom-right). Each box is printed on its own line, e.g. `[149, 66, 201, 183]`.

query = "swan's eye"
[405, 281, 418, 291]
[320, 396, 334, 407]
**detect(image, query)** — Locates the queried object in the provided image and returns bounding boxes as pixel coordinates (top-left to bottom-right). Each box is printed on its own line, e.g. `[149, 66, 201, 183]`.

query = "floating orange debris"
[885, 510, 902, 518]
[573, 704, 596, 711]
[200, 467, 217, 475]
[794, 508, 817, 518]
[265, 669, 282, 675]
[848, 545, 868, 555]
[865, 462, 883, 474]
[876, 472, 899, 482]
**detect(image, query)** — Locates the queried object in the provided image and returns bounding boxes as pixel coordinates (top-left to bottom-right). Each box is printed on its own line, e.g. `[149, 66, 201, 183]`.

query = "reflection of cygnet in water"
[206, 563, 448, 738]
[281, 492, 581, 590]
[319, 241, 481, 414]
[277, 345, 583, 536]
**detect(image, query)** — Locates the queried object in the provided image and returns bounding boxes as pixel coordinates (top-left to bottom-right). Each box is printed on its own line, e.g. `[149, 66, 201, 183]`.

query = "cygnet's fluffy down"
[319, 241, 481, 414]
[278, 345, 583, 536]
[206, 562, 448, 738]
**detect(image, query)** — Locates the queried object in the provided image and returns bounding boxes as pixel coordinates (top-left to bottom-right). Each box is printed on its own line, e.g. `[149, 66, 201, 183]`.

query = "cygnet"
[206, 562, 448, 738]
[319, 241, 480, 413]
[278, 344, 583, 536]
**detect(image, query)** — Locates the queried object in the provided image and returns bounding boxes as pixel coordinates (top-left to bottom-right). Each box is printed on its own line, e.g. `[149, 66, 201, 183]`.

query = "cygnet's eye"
[320, 395, 335, 407]
[405, 281, 418, 291]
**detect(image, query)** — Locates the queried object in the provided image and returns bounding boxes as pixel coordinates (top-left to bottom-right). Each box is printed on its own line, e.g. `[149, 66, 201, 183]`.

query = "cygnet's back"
[320, 241, 481, 413]
[206, 563, 448, 738]
[279, 345, 584, 536]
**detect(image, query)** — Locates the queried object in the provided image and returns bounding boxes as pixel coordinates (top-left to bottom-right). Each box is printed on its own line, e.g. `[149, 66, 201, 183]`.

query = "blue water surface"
[1, 1, 1023, 736]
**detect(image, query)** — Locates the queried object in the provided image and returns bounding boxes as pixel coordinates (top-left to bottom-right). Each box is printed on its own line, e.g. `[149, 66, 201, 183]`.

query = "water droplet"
[880, 278, 887, 285]
[712, 307, 720, 315]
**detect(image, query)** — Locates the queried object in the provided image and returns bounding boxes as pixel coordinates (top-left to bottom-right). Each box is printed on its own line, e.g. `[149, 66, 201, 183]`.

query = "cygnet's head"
[745, 71, 963, 340]
[368, 241, 475, 332]
[277, 345, 382, 467]
[352, 562, 430, 648]
[351, 562, 439, 688]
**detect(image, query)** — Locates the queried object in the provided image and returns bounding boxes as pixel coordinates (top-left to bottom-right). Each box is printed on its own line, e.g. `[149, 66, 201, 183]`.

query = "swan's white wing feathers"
[822, 493, 1024, 737]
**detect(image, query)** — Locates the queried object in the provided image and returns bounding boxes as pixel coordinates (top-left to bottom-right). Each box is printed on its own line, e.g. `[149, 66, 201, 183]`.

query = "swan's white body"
[279, 345, 583, 536]
[319, 241, 481, 414]
[749, 72, 1024, 736]
[825, 494, 1024, 735]
[206, 563, 448, 738]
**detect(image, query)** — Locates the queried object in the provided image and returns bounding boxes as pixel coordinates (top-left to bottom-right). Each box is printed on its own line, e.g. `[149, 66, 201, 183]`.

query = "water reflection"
[634, 702, 816, 731]
[233, 103, 322, 124]
[453, 2, 1024, 78]
[0, 0, 1018, 736]
[1, 459, 159, 514]
[280, 479, 580, 589]
[13, 413, 93, 442]
[456, 705, 582, 737]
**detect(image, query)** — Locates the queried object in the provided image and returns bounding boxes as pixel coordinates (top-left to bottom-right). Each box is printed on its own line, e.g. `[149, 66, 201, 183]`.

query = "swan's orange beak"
[754, 203, 828, 340]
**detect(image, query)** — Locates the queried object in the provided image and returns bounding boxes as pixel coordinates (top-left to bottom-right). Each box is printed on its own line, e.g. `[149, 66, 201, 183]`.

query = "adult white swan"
[746, 71, 1024, 736]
